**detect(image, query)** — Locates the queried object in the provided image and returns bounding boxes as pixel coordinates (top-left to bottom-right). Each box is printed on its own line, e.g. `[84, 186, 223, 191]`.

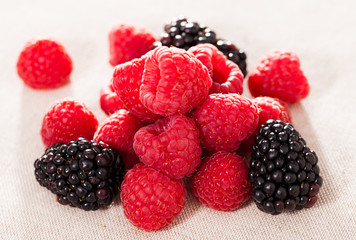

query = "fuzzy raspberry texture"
[99, 83, 125, 115]
[41, 99, 98, 148]
[121, 164, 186, 231]
[94, 109, 143, 153]
[248, 50, 310, 103]
[133, 115, 201, 180]
[112, 56, 161, 122]
[193, 93, 259, 152]
[109, 24, 156, 66]
[140, 46, 212, 116]
[239, 97, 292, 153]
[188, 43, 244, 94]
[17, 39, 72, 89]
[192, 152, 251, 211]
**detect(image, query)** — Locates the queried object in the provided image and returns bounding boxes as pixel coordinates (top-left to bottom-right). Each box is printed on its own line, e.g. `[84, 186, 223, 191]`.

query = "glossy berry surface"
[34, 138, 125, 211]
[153, 16, 247, 76]
[192, 152, 251, 211]
[249, 120, 323, 214]
[17, 39, 72, 89]
[41, 99, 98, 148]
[121, 164, 186, 231]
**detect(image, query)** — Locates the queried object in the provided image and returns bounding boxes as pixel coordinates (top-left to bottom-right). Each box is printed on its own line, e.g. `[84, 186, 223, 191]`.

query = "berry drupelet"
[34, 138, 125, 211]
[153, 16, 247, 76]
[249, 120, 323, 215]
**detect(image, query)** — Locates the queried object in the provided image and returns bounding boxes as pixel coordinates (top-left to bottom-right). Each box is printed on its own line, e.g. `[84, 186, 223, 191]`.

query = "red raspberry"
[133, 114, 201, 180]
[109, 24, 156, 66]
[121, 164, 186, 231]
[192, 152, 251, 211]
[121, 147, 141, 170]
[193, 93, 259, 152]
[99, 83, 125, 115]
[41, 99, 98, 148]
[17, 39, 72, 89]
[239, 97, 292, 153]
[140, 46, 212, 116]
[94, 109, 144, 153]
[188, 44, 244, 94]
[248, 50, 310, 103]
[112, 55, 161, 122]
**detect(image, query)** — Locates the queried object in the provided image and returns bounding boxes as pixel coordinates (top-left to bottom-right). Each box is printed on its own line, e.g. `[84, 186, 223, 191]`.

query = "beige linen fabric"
[0, 0, 355, 239]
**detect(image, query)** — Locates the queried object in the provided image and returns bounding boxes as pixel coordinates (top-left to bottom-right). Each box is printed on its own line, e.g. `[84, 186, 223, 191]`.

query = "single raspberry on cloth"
[112, 55, 161, 122]
[248, 50, 310, 103]
[99, 83, 125, 115]
[140, 46, 212, 116]
[41, 99, 98, 148]
[239, 96, 292, 153]
[133, 114, 201, 180]
[109, 24, 156, 66]
[94, 109, 144, 153]
[17, 39, 72, 89]
[193, 93, 259, 152]
[188, 43, 244, 94]
[192, 152, 251, 211]
[121, 164, 186, 231]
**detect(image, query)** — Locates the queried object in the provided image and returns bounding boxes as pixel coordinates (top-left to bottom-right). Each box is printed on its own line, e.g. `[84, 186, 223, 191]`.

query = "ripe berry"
[17, 39, 72, 89]
[248, 51, 310, 103]
[192, 152, 251, 211]
[249, 120, 323, 214]
[109, 24, 156, 66]
[121, 164, 186, 231]
[99, 83, 125, 115]
[41, 99, 98, 148]
[34, 138, 125, 211]
[133, 114, 201, 180]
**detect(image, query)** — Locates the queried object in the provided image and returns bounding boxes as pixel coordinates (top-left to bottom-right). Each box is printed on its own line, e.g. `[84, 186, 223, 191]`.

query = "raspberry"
[153, 16, 247, 76]
[141, 46, 212, 116]
[239, 97, 292, 153]
[248, 51, 310, 103]
[121, 147, 141, 170]
[112, 55, 161, 122]
[249, 120, 323, 214]
[133, 114, 201, 180]
[34, 138, 125, 211]
[17, 39, 72, 89]
[188, 43, 244, 94]
[94, 109, 144, 153]
[99, 83, 125, 115]
[41, 99, 98, 148]
[109, 24, 156, 66]
[121, 164, 186, 231]
[193, 93, 259, 152]
[192, 152, 251, 211]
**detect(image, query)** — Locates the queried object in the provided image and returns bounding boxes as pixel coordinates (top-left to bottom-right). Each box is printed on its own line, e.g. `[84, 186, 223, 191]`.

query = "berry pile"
[23, 17, 322, 232]
[153, 16, 247, 76]
[34, 138, 125, 211]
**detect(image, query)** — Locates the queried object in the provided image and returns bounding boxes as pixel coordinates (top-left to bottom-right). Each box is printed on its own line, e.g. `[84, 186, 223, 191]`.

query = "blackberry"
[34, 138, 125, 211]
[249, 120, 323, 215]
[153, 16, 247, 76]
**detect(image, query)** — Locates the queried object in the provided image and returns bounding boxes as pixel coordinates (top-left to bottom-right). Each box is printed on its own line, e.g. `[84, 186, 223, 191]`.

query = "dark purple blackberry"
[153, 16, 247, 76]
[249, 120, 323, 215]
[34, 137, 125, 211]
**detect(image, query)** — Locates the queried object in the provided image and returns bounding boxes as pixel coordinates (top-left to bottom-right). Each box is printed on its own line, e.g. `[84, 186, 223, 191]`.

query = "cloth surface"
[0, 0, 355, 239]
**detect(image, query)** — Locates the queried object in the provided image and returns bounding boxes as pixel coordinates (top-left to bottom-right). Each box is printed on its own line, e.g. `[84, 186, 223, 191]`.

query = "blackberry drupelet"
[249, 120, 323, 215]
[34, 138, 125, 211]
[153, 16, 247, 76]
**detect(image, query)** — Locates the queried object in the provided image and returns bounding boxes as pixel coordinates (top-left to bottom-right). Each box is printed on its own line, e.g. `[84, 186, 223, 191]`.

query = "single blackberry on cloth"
[249, 120, 323, 214]
[34, 138, 125, 211]
[153, 16, 248, 76]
